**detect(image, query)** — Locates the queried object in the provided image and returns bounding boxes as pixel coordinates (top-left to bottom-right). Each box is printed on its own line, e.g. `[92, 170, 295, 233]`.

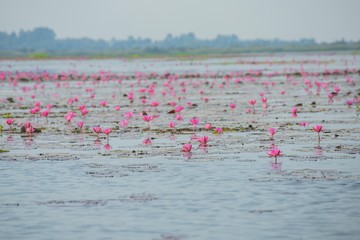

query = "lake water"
[0, 52, 360, 239]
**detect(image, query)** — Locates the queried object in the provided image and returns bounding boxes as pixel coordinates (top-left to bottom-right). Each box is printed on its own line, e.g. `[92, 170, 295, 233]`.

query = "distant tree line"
[0, 27, 358, 56]
[0, 27, 316, 50]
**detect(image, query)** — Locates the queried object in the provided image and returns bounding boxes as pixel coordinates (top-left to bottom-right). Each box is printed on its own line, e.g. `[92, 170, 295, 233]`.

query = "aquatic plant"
[189, 117, 199, 131]
[181, 143, 192, 152]
[93, 126, 102, 139]
[267, 147, 283, 163]
[24, 122, 35, 135]
[77, 121, 84, 132]
[214, 127, 223, 134]
[268, 128, 276, 140]
[291, 107, 298, 117]
[6, 118, 15, 130]
[248, 99, 256, 113]
[142, 115, 154, 129]
[198, 136, 209, 146]
[102, 128, 112, 142]
[299, 122, 309, 127]
[168, 121, 176, 129]
[313, 125, 323, 148]
[204, 123, 212, 131]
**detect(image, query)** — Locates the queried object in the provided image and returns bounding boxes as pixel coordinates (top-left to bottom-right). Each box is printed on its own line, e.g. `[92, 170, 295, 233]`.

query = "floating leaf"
[4, 113, 12, 118]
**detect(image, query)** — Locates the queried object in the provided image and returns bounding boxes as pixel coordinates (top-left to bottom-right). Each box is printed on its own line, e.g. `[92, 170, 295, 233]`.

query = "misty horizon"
[1, 0, 360, 43]
[1, 26, 328, 43]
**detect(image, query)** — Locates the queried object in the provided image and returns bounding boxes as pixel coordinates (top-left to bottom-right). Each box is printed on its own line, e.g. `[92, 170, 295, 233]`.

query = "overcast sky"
[0, 0, 359, 42]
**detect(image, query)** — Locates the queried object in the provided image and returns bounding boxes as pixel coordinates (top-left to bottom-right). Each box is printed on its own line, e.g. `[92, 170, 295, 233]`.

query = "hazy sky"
[0, 0, 359, 42]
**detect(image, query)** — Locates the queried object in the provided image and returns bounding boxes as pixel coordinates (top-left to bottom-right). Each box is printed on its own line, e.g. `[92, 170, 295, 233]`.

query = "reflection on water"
[271, 162, 282, 170]
[181, 151, 192, 159]
[198, 145, 208, 153]
[22, 136, 34, 147]
[6, 135, 13, 142]
[93, 139, 102, 147]
[103, 143, 112, 150]
[315, 147, 323, 156]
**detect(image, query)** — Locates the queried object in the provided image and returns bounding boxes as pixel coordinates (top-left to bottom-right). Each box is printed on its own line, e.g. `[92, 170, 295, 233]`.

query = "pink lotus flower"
[267, 147, 283, 163]
[119, 120, 129, 128]
[65, 112, 76, 123]
[93, 126, 102, 139]
[24, 122, 35, 135]
[169, 121, 176, 128]
[77, 121, 84, 130]
[181, 143, 192, 152]
[214, 127, 223, 134]
[78, 104, 86, 111]
[291, 107, 298, 114]
[229, 103, 236, 110]
[143, 138, 152, 145]
[346, 100, 353, 107]
[313, 125, 323, 148]
[268, 128, 276, 139]
[190, 117, 199, 130]
[103, 128, 112, 135]
[175, 105, 184, 113]
[6, 118, 15, 127]
[124, 111, 134, 119]
[6, 118, 15, 130]
[313, 125, 323, 133]
[41, 110, 49, 118]
[176, 114, 183, 121]
[30, 108, 39, 115]
[204, 123, 212, 130]
[299, 121, 309, 127]
[114, 105, 121, 111]
[198, 136, 209, 145]
[150, 101, 159, 107]
[81, 108, 89, 116]
[142, 115, 153, 123]
[249, 99, 256, 106]
[142, 115, 154, 128]
[100, 100, 107, 107]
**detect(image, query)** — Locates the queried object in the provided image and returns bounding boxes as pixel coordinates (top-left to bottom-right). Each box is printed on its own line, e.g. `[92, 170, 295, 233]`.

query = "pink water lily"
[313, 124, 323, 148]
[204, 123, 212, 130]
[142, 115, 154, 128]
[103, 128, 112, 143]
[24, 121, 35, 135]
[299, 122, 309, 127]
[198, 136, 209, 145]
[268, 128, 276, 139]
[93, 126, 102, 139]
[168, 121, 176, 128]
[6, 118, 15, 131]
[214, 127, 223, 134]
[267, 147, 283, 163]
[102, 128, 112, 135]
[77, 121, 84, 131]
[190, 117, 199, 131]
[181, 143, 192, 152]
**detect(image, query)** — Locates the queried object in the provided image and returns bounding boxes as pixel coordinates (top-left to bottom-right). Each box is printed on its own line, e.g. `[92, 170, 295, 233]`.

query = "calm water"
[1, 52, 360, 239]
